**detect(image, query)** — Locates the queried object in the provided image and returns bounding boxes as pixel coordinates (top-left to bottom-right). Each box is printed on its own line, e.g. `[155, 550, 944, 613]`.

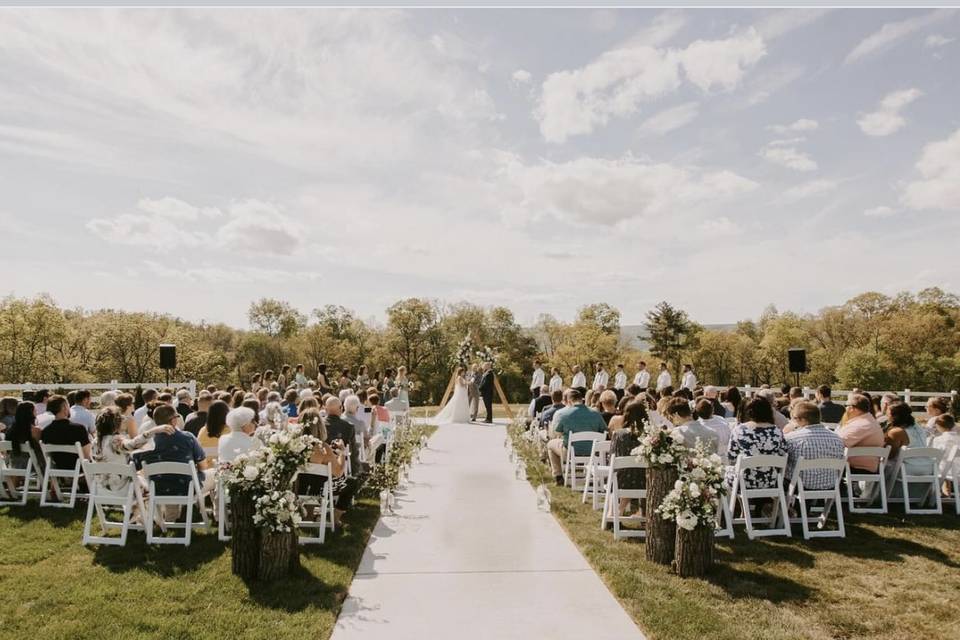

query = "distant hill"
[621, 323, 737, 351]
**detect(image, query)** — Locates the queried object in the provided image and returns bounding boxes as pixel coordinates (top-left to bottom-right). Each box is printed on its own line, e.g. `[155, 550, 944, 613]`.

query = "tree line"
[1, 287, 957, 405]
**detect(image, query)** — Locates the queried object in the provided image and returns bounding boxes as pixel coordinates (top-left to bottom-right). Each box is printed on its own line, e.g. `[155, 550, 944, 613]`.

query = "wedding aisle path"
[331, 421, 646, 640]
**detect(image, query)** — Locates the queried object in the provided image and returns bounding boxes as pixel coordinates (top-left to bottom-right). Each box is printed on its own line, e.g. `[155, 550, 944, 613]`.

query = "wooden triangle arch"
[438, 368, 514, 421]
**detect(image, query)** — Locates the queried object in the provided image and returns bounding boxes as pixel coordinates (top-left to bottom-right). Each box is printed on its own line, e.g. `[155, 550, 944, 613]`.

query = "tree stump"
[674, 525, 714, 577]
[645, 467, 678, 565]
[258, 530, 293, 581]
[230, 493, 260, 580]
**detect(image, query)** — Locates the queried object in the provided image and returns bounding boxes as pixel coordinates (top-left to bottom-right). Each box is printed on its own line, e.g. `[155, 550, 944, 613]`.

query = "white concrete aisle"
[331, 421, 646, 640]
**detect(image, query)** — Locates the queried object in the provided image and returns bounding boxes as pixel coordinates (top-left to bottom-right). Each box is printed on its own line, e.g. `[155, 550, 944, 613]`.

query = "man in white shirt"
[656, 363, 672, 392]
[548, 367, 563, 393]
[218, 407, 262, 463]
[530, 360, 545, 401]
[571, 365, 587, 392]
[681, 364, 698, 392]
[695, 398, 731, 458]
[612, 364, 627, 401]
[69, 389, 96, 435]
[592, 363, 609, 392]
[633, 361, 650, 390]
[133, 388, 159, 428]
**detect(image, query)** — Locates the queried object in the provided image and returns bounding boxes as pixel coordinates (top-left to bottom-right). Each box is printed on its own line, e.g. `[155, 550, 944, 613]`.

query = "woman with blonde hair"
[396, 366, 410, 404]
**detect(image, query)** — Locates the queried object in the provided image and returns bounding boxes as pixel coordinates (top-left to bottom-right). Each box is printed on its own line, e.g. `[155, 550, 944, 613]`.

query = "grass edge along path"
[514, 438, 960, 640]
[0, 425, 439, 640]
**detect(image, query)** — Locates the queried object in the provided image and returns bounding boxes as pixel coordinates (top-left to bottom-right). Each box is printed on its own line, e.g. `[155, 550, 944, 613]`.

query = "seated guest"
[883, 401, 929, 462]
[135, 404, 213, 498]
[757, 389, 789, 429]
[262, 400, 285, 428]
[703, 386, 724, 418]
[134, 389, 158, 428]
[925, 396, 950, 438]
[259, 392, 282, 423]
[725, 397, 788, 489]
[722, 386, 741, 418]
[94, 407, 173, 493]
[598, 390, 618, 425]
[546, 389, 606, 486]
[324, 396, 359, 474]
[0, 396, 18, 431]
[666, 397, 719, 453]
[384, 387, 409, 413]
[539, 390, 566, 430]
[41, 395, 92, 470]
[815, 385, 844, 424]
[695, 398, 730, 458]
[175, 389, 193, 421]
[114, 393, 138, 438]
[624, 383, 642, 401]
[931, 414, 960, 495]
[606, 395, 632, 435]
[296, 408, 352, 527]
[784, 401, 845, 490]
[343, 394, 368, 447]
[838, 393, 885, 474]
[196, 400, 231, 464]
[99, 391, 117, 410]
[532, 385, 553, 417]
[370, 391, 390, 426]
[218, 407, 262, 463]
[610, 400, 648, 515]
[655, 386, 674, 415]
[69, 389, 96, 435]
[183, 393, 212, 436]
[2, 402, 38, 497]
[282, 389, 300, 418]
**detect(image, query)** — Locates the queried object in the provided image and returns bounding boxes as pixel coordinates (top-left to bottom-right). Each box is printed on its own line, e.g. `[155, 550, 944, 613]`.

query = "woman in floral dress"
[725, 397, 788, 489]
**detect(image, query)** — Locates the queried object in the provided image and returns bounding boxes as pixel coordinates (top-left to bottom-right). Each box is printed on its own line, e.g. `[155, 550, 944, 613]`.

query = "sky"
[1, 7, 959, 329]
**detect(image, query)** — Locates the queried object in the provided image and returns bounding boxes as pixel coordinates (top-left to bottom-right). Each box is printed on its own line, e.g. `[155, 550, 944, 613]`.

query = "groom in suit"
[478, 361, 495, 424]
[467, 363, 480, 422]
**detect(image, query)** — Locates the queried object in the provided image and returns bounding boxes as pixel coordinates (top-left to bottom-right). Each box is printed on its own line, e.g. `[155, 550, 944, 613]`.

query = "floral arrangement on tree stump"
[219, 425, 319, 581]
[656, 444, 727, 577]
[631, 420, 689, 566]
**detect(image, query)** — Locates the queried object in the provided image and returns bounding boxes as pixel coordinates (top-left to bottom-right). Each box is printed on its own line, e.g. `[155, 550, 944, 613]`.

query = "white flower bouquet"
[655, 444, 727, 531]
[630, 420, 689, 469]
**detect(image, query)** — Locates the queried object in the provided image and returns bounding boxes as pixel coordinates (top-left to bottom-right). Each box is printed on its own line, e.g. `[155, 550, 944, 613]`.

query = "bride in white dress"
[433, 366, 472, 424]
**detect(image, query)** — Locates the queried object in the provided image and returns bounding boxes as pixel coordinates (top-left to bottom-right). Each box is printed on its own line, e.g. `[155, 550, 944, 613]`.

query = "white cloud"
[698, 216, 741, 236]
[631, 10, 686, 47]
[87, 197, 301, 255]
[767, 118, 818, 134]
[638, 102, 699, 136]
[767, 137, 808, 147]
[857, 88, 922, 136]
[535, 28, 766, 143]
[511, 69, 532, 84]
[864, 205, 896, 217]
[679, 28, 767, 93]
[845, 9, 956, 64]
[755, 9, 833, 40]
[759, 145, 817, 171]
[924, 34, 955, 48]
[498, 153, 758, 226]
[782, 179, 838, 201]
[901, 128, 960, 211]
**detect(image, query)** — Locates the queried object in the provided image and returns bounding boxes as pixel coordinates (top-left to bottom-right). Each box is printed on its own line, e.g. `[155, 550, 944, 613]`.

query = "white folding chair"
[715, 494, 735, 539]
[294, 462, 335, 544]
[142, 461, 209, 545]
[564, 432, 605, 490]
[888, 447, 943, 514]
[0, 442, 38, 506]
[81, 461, 146, 546]
[787, 458, 846, 539]
[581, 440, 611, 510]
[217, 476, 231, 541]
[39, 442, 88, 508]
[844, 446, 890, 513]
[728, 454, 791, 539]
[938, 445, 959, 515]
[601, 455, 647, 540]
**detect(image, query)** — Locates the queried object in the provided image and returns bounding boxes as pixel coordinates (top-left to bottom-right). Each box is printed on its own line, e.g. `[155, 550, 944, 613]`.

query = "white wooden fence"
[0, 380, 198, 397]
[737, 386, 956, 413]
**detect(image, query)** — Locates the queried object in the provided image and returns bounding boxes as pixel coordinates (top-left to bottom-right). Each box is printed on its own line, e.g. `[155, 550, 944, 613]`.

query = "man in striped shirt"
[785, 400, 845, 490]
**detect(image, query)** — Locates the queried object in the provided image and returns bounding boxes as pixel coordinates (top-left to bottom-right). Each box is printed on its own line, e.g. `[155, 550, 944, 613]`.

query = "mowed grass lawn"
[546, 484, 960, 640]
[0, 498, 379, 640]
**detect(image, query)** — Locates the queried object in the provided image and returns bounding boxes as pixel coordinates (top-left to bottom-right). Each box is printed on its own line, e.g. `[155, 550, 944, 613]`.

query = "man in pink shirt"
[839, 394, 885, 472]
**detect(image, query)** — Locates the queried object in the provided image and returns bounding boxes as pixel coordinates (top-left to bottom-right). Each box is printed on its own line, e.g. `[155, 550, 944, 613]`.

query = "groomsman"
[613, 364, 627, 401]
[634, 361, 650, 390]
[571, 365, 587, 395]
[530, 359, 545, 401]
[548, 367, 563, 393]
[656, 362, 672, 392]
[681, 364, 698, 391]
[592, 362, 609, 391]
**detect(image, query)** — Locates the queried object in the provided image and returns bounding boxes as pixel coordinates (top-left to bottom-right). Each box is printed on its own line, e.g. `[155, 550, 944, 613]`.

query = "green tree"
[644, 301, 701, 380]
[247, 298, 306, 339]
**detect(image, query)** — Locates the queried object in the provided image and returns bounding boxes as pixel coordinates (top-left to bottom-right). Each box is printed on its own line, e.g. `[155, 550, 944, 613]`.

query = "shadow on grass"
[1, 503, 86, 528]
[706, 564, 816, 603]
[92, 533, 226, 576]
[244, 563, 347, 613]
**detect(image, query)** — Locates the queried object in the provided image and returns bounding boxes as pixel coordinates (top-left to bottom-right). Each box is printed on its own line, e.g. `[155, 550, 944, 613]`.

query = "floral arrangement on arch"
[218, 424, 320, 533]
[474, 345, 501, 373]
[630, 420, 689, 469]
[452, 334, 475, 367]
[655, 443, 728, 531]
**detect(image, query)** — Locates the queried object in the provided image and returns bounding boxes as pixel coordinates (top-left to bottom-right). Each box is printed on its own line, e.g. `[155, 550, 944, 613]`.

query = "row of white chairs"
[559, 432, 959, 542]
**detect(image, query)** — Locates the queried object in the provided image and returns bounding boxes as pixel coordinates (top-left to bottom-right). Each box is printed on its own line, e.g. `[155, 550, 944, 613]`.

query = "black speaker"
[788, 348, 807, 374]
[159, 344, 177, 370]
